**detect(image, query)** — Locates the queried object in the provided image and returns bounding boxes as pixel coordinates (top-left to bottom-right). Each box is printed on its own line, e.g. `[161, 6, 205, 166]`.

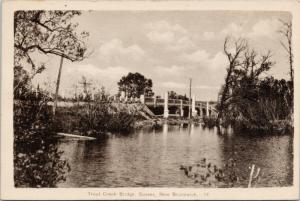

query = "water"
[57, 124, 293, 187]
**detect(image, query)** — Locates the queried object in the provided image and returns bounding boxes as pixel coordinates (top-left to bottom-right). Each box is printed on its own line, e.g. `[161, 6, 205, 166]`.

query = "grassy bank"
[53, 102, 136, 137]
[201, 115, 293, 135]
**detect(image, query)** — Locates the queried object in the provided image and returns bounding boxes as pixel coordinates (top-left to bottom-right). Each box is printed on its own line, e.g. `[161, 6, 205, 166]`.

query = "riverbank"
[14, 100, 294, 188]
[52, 102, 204, 138]
[135, 117, 200, 129]
[53, 101, 294, 138]
[201, 116, 294, 135]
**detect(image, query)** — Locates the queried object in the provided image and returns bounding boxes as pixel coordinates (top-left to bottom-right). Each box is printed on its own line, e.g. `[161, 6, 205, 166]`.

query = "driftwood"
[57, 132, 96, 140]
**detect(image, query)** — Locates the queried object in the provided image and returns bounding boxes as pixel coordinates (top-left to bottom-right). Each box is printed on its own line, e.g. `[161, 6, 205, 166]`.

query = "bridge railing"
[157, 98, 164, 103]
[195, 102, 202, 107]
[168, 99, 175, 104]
[145, 97, 154, 103]
[174, 99, 181, 104]
[182, 100, 189, 105]
[143, 96, 217, 108]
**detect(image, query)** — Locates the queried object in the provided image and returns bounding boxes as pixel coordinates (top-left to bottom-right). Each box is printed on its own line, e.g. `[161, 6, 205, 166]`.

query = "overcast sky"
[32, 11, 291, 101]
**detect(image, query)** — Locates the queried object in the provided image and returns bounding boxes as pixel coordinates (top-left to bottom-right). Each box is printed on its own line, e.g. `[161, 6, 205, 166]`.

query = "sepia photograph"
[1, 0, 299, 200]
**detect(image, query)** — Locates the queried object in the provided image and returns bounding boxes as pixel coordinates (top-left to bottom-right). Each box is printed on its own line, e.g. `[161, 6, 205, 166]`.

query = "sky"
[32, 11, 291, 101]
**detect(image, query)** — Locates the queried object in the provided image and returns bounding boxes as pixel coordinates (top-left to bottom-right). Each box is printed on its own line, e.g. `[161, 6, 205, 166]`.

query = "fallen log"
[57, 132, 96, 140]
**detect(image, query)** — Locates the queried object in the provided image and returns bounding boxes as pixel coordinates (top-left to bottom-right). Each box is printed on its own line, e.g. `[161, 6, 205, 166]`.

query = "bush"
[217, 77, 293, 133]
[54, 101, 136, 137]
[14, 91, 70, 187]
[202, 116, 218, 128]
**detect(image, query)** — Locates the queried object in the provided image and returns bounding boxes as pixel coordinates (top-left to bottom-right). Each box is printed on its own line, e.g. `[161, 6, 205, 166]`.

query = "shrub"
[54, 100, 136, 136]
[14, 90, 69, 187]
[202, 116, 218, 128]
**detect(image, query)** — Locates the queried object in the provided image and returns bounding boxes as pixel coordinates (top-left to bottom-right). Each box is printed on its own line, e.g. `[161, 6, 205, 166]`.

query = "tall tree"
[118, 72, 154, 98]
[14, 11, 89, 92]
[217, 37, 275, 123]
[278, 19, 293, 82]
[228, 48, 274, 122]
[278, 19, 293, 115]
[217, 37, 248, 120]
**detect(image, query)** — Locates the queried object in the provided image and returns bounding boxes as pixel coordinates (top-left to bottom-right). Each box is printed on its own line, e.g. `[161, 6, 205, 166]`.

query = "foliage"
[54, 89, 136, 136]
[75, 102, 112, 135]
[180, 158, 242, 187]
[202, 116, 219, 129]
[168, 91, 189, 100]
[14, 66, 31, 99]
[56, 103, 136, 135]
[228, 77, 293, 132]
[14, 130, 70, 187]
[217, 37, 248, 120]
[14, 10, 88, 92]
[118, 72, 154, 98]
[14, 90, 69, 187]
[216, 37, 293, 132]
[218, 75, 293, 132]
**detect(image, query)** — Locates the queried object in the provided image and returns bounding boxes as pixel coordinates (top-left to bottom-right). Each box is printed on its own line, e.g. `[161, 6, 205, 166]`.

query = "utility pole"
[188, 78, 192, 119]
[53, 56, 64, 115]
[79, 77, 92, 100]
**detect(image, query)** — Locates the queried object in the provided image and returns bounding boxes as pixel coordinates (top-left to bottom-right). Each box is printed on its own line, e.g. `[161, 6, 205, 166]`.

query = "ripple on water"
[57, 125, 293, 187]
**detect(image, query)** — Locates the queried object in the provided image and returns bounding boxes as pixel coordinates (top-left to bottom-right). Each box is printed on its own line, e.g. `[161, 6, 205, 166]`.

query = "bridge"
[45, 91, 217, 118]
[118, 92, 217, 118]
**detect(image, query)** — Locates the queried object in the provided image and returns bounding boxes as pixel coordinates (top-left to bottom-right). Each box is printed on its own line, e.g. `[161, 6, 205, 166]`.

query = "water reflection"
[189, 123, 195, 135]
[58, 125, 293, 187]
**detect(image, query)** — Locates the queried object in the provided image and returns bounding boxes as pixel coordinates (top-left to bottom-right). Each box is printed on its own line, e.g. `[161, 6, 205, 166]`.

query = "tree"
[217, 37, 248, 120]
[278, 19, 293, 82]
[217, 37, 275, 125]
[13, 11, 89, 186]
[14, 66, 31, 99]
[278, 19, 294, 114]
[118, 72, 154, 98]
[168, 91, 189, 100]
[227, 48, 274, 123]
[168, 91, 178, 99]
[14, 11, 89, 93]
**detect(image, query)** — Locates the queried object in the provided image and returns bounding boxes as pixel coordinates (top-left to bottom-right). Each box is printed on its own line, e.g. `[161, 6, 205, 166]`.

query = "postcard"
[1, 0, 299, 199]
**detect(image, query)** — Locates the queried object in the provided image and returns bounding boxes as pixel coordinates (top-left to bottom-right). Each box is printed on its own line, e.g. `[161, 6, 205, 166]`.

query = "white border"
[1, 0, 299, 200]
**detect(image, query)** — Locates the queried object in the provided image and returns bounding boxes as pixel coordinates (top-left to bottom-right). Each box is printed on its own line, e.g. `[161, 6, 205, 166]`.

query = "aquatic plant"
[180, 158, 261, 187]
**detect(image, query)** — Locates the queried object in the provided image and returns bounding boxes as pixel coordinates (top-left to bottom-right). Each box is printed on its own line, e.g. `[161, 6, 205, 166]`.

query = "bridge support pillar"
[180, 100, 184, 117]
[192, 94, 197, 117]
[200, 106, 203, 117]
[90, 91, 94, 101]
[140, 94, 145, 104]
[163, 92, 169, 118]
[206, 101, 209, 117]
